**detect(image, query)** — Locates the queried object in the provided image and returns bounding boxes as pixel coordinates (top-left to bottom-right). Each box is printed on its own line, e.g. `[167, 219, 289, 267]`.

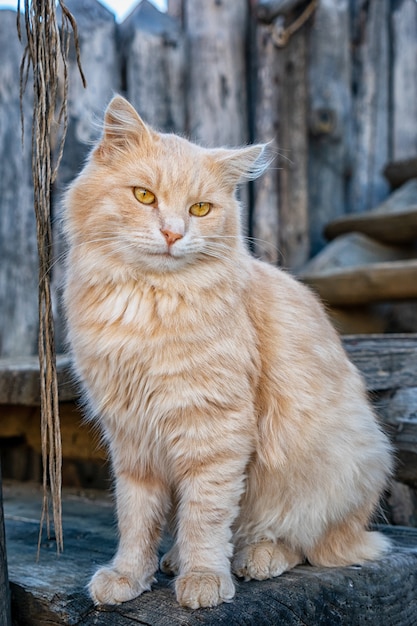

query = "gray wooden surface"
[4, 482, 417, 626]
[0, 10, 38, 358]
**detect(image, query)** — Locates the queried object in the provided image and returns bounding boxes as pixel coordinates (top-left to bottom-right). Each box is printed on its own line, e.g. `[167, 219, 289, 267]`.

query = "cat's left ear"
[95, 95, 153, 161]
[213, 143, 271, 186]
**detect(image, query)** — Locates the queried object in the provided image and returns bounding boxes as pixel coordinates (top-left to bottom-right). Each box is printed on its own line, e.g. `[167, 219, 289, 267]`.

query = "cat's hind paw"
[175, 570, 235, 609]
[89, 565, 153, 605]
[232, 541, 303, 581]
[160, 545, 180, 576]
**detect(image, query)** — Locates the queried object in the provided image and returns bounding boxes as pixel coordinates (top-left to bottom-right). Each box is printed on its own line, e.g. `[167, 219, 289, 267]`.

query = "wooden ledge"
[4, 483, 417, 625]
[0, 355, 76, 405]
[324, 179, 417, 244]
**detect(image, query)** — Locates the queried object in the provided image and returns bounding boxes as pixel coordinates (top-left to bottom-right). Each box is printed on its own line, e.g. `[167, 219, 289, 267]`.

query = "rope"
[17, 0, 86, 556]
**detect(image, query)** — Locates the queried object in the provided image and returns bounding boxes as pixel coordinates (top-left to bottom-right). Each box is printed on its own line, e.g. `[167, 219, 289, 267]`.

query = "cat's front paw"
[175, 570, 235, 609]
[89, 565, 153, 605]
[232, 541, 303, 581]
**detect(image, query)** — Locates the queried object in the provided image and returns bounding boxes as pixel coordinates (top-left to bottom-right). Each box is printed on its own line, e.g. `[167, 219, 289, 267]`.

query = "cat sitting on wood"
[63, 95, 393, 609]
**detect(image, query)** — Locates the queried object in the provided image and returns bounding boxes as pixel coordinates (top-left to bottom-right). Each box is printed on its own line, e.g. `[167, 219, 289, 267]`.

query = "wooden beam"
[0, 355, 75, 405]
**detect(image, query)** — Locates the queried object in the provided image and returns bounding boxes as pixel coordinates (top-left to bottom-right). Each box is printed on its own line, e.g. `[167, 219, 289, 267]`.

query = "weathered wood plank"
[307, 0, 351, 255]
[5, 483, 417, 626]
[120, 0, 185, 134]
[343, 335, 417, 391]
[302, 259, 417, 306]
[276, 26, 309, 269]
[252, 23, 281, 264]
[184, 0, 249, 148]
[325, 179, 417, 243]
[349, 0, 390, 213]
[0, 10, 38, 358]
[299, 232, 417, 306]
[0, 355, 75, 405]
[391, 0, 417, 160]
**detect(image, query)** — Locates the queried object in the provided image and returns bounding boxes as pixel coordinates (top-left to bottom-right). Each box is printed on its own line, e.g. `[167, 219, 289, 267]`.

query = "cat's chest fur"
[67, 269, 260, 439]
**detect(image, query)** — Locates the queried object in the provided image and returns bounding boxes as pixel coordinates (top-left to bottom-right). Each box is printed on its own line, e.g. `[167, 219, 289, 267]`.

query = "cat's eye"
[189, 202, 211, 217]
[133, 187, 156, 205]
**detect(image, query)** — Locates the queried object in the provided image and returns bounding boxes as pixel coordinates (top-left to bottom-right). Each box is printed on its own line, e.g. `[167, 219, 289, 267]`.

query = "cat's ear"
[95, 95, 152, 161]
[213, 143, 271, 186]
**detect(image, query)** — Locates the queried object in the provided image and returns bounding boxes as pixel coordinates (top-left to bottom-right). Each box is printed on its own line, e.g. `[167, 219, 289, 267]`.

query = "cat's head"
[64, 95, 268, 275]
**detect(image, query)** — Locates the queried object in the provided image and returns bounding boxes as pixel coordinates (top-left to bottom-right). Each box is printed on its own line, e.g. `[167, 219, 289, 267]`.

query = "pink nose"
[161, 229, 183, 246]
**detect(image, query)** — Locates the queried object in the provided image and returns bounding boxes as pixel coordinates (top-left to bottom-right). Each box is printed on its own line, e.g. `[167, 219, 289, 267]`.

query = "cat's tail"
[305, 517, 391, 568]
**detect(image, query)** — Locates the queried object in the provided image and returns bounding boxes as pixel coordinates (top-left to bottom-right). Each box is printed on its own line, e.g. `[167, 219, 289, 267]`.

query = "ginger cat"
[63, 95, 393, 609]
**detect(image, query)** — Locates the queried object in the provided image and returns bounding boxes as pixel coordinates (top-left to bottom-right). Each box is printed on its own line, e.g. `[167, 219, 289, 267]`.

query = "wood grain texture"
[343, 334, 417, 391]
[5, 483, 417, 626]
[120, 0, 186, 134]
[349, 0, 390, 214]
[307, 0, 351, 255]
[0, 355, 75, 405]
[276, 26, 309, 269]
[391, 0, 417, 160]
[0, 11, 38, 358]
[252, 23, 281, 264]
[325, 179, 417, 243]
[184, 0, 249, 148]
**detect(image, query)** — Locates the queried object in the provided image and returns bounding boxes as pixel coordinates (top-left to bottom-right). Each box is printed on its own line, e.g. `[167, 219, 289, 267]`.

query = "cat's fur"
[63, 95, 393, 609]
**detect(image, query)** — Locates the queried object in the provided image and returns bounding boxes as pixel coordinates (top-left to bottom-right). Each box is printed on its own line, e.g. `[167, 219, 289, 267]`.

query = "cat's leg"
[232, 539, 303, 581]
[173, 456, 248, 609]
[89, 472, 167, 605]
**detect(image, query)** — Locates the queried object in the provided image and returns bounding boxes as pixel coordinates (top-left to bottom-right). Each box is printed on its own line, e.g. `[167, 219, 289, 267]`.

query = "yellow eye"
[189, 202, 211, 217]
[133, 187, 156, 205]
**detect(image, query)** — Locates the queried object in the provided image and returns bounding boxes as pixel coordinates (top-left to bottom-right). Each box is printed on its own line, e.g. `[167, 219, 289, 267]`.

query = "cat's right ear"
[94, 95, 152, 161]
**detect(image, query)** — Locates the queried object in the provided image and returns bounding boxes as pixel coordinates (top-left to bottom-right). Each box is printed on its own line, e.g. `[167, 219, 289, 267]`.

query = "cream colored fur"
[63, 96, 393, 609]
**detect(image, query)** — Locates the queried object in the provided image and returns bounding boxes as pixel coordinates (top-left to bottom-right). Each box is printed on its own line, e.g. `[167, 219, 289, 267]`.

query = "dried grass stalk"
[17, 0, 86, 555]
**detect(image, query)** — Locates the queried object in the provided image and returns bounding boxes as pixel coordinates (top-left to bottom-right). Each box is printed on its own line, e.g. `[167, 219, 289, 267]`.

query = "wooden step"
[0, 355, 76, 406]
[299, 233, 417, 305]
[324, 179, 417, 243]
[4, 481, 417, 626]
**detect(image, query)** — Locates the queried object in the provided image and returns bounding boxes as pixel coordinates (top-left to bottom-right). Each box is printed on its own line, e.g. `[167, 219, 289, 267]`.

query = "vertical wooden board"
[53, 0, 121, 351]
[349, 0, 390, 214]
[0, 10, 38, 358]
[184, 0, 251, 227]
[120, 0, 186, 134]
[277, 27, 310, 270]
[252, 24, 281, 265]
[391, 0, 417, 160]
[307, 0, 352, 256]
[184, 0, 249, 148]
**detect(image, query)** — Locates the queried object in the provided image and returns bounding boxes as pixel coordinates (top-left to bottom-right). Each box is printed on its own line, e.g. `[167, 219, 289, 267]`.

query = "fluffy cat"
[63, 95, 393, 609]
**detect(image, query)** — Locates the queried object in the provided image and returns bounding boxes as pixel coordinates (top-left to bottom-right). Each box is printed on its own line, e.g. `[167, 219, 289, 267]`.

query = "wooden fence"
[1, 0, 417, 357]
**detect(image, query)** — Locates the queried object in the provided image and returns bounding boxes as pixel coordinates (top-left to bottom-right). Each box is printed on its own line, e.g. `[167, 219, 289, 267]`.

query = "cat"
[63, 95, 393, 609]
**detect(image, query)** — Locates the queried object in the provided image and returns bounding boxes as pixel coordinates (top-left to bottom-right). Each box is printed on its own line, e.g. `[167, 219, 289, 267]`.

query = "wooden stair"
[299, 175, 417, 334]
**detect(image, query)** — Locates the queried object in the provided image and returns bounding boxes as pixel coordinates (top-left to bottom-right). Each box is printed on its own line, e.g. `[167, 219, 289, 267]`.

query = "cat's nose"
[161, 229, 183, 246]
